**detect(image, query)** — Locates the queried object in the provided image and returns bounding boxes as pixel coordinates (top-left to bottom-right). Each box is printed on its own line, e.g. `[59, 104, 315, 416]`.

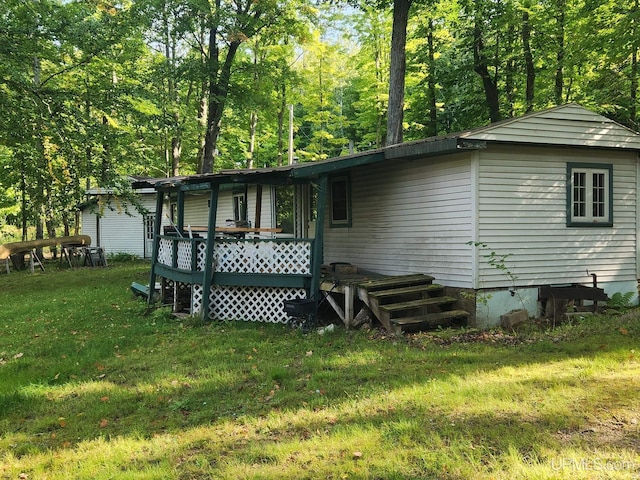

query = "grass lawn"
[0, 260, 639, 479]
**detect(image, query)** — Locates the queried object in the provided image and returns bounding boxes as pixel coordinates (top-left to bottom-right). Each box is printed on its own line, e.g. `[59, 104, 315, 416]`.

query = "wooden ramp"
[358, 274, 469, 334]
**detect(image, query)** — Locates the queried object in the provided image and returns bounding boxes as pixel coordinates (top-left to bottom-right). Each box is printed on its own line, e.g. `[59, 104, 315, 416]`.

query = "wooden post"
[176, 190, 185, 232]
[254, 184, 262, 229]
[201, 183, 219, 320]
[344, 284, 354, 327]
[309, 176, 328, 301]
[147, 191, 165, 306]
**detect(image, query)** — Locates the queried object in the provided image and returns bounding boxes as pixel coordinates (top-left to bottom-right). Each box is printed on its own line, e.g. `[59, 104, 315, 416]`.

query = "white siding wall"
[476, 145, 637, 288]
[183, 193, 213, 227]
[81, 194, 164, 257]
[182, 186, 274, 229]
[323, 154, 475, 286]
[80, 209, 98, 247]
[98, 205, 146, 256]
[247, 185, 274, 229]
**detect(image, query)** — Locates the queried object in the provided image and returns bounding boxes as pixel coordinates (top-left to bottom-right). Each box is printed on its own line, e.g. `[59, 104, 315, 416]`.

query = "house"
[80, 177, 169, 258]
[143, 104, 640, 329]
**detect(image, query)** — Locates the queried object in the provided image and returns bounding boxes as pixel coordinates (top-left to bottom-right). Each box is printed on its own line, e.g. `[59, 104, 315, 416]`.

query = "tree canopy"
[1, 0, 639, 238]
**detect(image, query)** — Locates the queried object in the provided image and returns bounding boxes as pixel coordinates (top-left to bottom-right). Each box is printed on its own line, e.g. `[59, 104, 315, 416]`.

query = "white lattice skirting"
[159, 237, 312, 323]
[191, 284, 306, 323]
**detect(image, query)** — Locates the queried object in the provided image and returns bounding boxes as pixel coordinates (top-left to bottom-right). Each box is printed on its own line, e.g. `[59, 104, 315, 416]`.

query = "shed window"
[330, 175, 351, 227]
[567, 163, 612, 227]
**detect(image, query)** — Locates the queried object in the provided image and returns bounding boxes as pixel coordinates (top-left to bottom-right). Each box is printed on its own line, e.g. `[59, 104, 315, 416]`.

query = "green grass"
[1, 261, 639, 479]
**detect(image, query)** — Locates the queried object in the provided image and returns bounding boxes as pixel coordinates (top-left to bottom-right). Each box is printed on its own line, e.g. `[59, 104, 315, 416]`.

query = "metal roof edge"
[290, 151, 385, 178]
[384, 137, 467, 160]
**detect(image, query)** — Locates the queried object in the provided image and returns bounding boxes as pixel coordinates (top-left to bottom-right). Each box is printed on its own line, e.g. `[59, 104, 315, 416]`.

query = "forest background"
[0, 0, 638, 240]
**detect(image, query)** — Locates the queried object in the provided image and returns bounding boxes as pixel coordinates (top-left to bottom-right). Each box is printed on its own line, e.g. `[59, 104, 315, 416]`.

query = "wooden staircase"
[358, 274, 469, 334]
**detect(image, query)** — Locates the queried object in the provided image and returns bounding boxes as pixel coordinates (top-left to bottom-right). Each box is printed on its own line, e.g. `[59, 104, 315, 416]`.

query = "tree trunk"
[247, 111, 257, 169]
[386, 0, 411, 146]
[247, 46, 259, 169]
[505, 24, 516, 117]
[201, 39, 241, 174]
[374, 27, 384, 147]
[277, 83, 286, 167]
[630, 0, 639, 127]
[554, 0, 566, 105]
[35, 216, 44, 260]
[171, 133, 181, 176]
[101, 114, 109, 183]
[163, 2, 182, 176]
[426, 18, 437, 137]
[196, 80, 208, 173]
[20, 155, 27, 241]
[522, 6, 535, 112]
[46, 214, 57, 259]
[473, 22, 501, 122]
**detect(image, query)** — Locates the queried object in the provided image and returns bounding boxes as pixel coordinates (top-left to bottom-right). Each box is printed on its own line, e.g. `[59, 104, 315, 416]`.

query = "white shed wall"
[247, 185, 274, 229]
[183, 193, 214, 227]
[323, 153, 475, 286]
[476, 145, 638, 289]
[81, 194, 164, 258]
[81, 210, 98, 247]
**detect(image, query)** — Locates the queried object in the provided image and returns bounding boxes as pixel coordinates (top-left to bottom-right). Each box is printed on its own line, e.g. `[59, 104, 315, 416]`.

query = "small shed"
[80, 177, 168, 258]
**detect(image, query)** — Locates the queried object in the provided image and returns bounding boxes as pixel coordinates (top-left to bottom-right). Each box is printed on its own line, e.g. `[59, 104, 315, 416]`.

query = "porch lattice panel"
[191, 284, 306, 323]
[213, 240, 312, 275]
[196, 242, 207, 271]
[176, 241, 193, 270]
[157, 238, 173, 266]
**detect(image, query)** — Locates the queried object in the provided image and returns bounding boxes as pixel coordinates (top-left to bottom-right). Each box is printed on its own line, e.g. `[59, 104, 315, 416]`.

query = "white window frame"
[232, 191, 247, 222]
[567, 163, 612, 227]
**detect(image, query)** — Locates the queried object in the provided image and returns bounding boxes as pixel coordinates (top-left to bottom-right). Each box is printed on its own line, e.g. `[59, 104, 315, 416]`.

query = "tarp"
[0, 235, 91, 260]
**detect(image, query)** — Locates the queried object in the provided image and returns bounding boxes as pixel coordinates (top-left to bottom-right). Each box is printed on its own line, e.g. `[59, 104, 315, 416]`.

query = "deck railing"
[157, 235, 206, 272]
[156, 235, 314, 322]
[156, 235, 313, 277]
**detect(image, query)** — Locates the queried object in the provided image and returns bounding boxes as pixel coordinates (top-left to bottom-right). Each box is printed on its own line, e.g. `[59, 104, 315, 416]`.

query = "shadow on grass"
[2, 319, 638, 458]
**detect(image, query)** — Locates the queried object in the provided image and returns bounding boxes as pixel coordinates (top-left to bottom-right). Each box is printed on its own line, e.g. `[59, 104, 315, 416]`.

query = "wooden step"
[380, 296, 457, 313]
[368, 283, 444, 300]
[358, 274, 435, 291]
[391, 310, 470, 329]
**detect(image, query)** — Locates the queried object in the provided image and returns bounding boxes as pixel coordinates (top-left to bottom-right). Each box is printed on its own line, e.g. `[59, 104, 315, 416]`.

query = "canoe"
[0, 235, 91, 260]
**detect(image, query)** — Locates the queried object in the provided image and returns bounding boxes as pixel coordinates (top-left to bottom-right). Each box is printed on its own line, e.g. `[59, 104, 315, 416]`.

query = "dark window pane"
[331, 179, 348, 222]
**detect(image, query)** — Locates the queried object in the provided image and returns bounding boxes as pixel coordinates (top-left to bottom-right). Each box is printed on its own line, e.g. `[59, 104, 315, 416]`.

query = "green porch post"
[310, 175, 328, 301]
[200, 183, 220, 320]
[147, 190, 165, 306]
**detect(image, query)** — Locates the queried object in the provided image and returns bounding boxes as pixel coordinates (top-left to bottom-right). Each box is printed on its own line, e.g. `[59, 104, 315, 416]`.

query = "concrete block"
[500, 309, 529, 329]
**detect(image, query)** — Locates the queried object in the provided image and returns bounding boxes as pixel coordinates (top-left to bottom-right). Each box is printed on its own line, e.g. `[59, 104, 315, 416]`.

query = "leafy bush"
[107, 252, 142, 262]
[606, 291, 636, 311]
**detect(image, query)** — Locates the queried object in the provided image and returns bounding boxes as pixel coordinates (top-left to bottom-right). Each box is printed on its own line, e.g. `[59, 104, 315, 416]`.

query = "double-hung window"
[567, 163, 612, 227]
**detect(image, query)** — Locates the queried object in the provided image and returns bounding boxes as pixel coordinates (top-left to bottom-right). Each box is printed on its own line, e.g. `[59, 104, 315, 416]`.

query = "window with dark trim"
[232, 191, 247, 222]
[567, 163, 613, 227]
[330, 175, 351, 227]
